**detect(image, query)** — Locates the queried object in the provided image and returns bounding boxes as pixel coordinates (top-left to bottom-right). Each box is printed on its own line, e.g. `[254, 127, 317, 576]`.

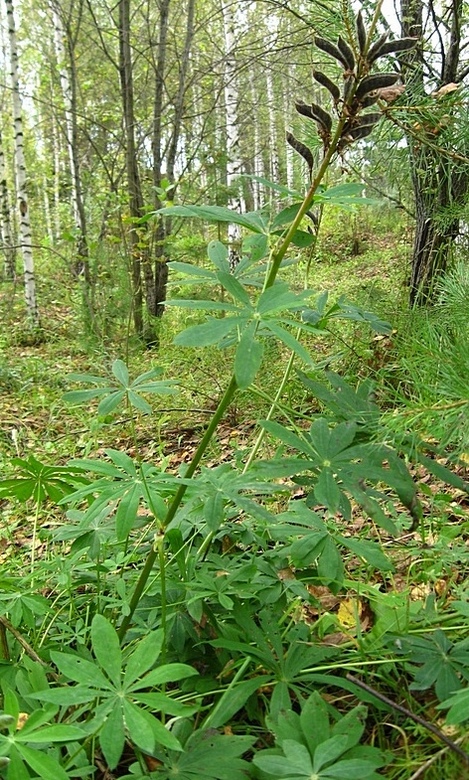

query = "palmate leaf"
[123, 699, 182, 754]
[216, 271, 252, 306]
[256, 281, 311, 316]
[177, 462, 279, 532]
[100, 706, 125, 770]
[169, 260, 218, 281]
[91, 614, 122, 683]
[62, 453, 175, 539]
[158, 731, 256, 780]
[208, 239, 230, 270]
[402, 630, 469, 701]
[37, 617, 195, 770]
[313, 182, 380, 208]
[0, 456, 88, 504]
[439, 687, 469, 724]
[174, 315, 247, 347]
[255, 691, 383, 780]
[64, 359, 177, 416]
[12, 745, 70, 780]
[242, 172, 302, 199]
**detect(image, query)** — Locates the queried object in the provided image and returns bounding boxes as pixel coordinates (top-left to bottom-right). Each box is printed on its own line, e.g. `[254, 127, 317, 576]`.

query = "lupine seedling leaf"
[64, 359, 177, 416]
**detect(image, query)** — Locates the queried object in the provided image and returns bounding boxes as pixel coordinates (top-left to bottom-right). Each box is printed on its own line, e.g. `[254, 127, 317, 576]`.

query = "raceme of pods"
[287, 12, 416, 170]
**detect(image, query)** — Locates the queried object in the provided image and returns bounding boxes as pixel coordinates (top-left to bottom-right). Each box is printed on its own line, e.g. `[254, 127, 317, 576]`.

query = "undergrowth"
[0, 14, 469, 780]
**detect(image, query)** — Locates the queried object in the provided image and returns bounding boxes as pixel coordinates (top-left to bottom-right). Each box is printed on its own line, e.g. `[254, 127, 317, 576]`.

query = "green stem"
[118, 375, 238, 640]
[243, 348, 297, 473]
[0, 622, 9, 661]
[263, 121, 347, 292]
[157, 534, 167, 663]
[202, 655, 252, 730]
[245, 210, 323, 471]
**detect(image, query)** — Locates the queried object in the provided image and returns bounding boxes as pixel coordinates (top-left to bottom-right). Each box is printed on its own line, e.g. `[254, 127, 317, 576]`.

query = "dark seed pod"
[313, 69, 341, 102]
[355, 72, 399, 101]
[358, 112, 382, 126]
[366, 32, 389, 63]
[370, 37, 417, 61]
[286, 132, 314, 173]
[343, 74, 356, 103]
[360, 92, 379, 108]
[315, 36, 351, 69]
[356, 11, 367, 54]
[311, 102, 333, 132]
[295, 102, 332, 134]
[339, 119, 377, 150]
[349, 122, 377, 140]
[337, 36, 355, 71]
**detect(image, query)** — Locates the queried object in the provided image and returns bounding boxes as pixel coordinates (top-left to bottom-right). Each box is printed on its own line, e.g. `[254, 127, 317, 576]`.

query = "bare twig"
[346, 673, 469, 764]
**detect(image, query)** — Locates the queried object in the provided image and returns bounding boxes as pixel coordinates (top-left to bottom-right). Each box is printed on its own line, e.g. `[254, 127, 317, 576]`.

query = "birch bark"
[0, 127, 15, 279]
[221, 0, 245, 268]
[51, 1, 89, 279]
[5, 0, 39, 323]
[150, 0, 196, 324]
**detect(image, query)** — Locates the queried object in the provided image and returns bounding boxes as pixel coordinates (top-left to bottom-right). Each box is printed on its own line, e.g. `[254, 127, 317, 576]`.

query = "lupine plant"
[1, 8, 468, 779]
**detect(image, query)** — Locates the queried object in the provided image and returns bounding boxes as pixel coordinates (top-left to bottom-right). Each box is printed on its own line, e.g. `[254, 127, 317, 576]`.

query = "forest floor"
[1, 217, 469, 779]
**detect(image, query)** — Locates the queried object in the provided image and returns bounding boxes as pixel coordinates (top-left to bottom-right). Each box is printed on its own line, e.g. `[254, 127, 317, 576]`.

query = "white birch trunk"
[283, 73, 295, 192]
[52, 5, 80, 234]
[266, 68, 280, 209]
[52, 112, 61, 241]
[249, 70, 264, 210]
[51, 2, 88, 275]
[32, 77, 54, 243]
[221, 0, 245, 268]
[5, 0, 39, 323]
[0, 128, 16, 278]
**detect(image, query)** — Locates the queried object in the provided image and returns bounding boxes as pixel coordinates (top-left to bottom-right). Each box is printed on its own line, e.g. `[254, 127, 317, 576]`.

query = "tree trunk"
[249, 71, 264, 210]
[0, 127, 16, 279]
[266, 67, 280, 208]
[221, 0, 245, 269]
[5, 0, 39, 324]
[51, 1, 90, 281]
[150, 0, 195, 324]
[118, 0, 145, 338]
[401, 0, 468, 305]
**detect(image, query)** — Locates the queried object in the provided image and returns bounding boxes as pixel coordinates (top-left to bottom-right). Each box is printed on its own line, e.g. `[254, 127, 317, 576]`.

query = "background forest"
[1, 0, 469, 778]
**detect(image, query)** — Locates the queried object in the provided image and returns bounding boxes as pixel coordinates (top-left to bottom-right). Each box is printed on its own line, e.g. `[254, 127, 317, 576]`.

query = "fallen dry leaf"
[432, 82, 459, 98]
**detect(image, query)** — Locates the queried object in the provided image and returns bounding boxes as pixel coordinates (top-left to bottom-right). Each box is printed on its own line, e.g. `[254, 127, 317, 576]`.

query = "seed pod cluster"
[287, 10, 417, 168]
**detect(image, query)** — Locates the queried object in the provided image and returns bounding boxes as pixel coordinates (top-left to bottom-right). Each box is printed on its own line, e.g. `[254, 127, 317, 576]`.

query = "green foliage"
[2, 11, 469, 778]
[29, 615, 198, 770]
[0, 692, 85, 780]
[61, 449, 174, 539]
[64, 359, 178, 416]
[439, 687, 469, 725]
[253, 692, 385, 779]
[398, 630, 469, 701]
[258, 414, 417, 535]
[0, 456, 86, 504]
[121, 728, 255, 780]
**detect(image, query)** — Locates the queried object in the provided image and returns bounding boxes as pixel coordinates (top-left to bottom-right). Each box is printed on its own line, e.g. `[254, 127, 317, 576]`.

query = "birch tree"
[0, 126, 15, 279]
[150, 0, 196, 325]
[5, 0, 38, 324]
[51, 0, 89, 279]
[118, 0, 145, 337]
[221, 0, 245, 268]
